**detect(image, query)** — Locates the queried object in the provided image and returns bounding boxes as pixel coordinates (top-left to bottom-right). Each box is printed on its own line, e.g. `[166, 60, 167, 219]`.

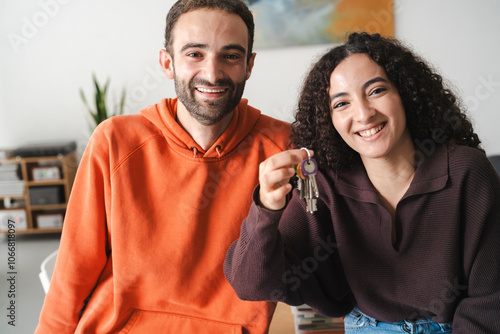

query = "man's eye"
[187, 52, 201, 57]
[224, 54, 241, 60]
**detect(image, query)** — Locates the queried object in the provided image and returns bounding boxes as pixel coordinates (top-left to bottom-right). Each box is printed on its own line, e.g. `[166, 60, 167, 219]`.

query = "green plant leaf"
[80, 73, 127, 130]
[116, 87, 126, 116]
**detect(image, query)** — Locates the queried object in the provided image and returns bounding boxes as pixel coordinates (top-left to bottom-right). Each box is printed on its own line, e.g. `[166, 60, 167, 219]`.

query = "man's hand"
[258, 149, 313, 210]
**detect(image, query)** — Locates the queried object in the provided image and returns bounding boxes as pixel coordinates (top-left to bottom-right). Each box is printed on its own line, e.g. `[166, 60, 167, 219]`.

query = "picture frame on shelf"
[0, 210, 28, 231]
[32, 166, 61, 181]
[36, 213, 64, 229]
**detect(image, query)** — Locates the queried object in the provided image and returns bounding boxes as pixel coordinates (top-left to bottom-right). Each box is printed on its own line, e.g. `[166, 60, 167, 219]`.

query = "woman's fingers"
[258, 149, 313, 210]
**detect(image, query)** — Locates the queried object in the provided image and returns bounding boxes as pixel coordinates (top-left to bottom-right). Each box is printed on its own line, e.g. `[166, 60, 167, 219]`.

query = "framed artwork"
[244, 0, 394, 49]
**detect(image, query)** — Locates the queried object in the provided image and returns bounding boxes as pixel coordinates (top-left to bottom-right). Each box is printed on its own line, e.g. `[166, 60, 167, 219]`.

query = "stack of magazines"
[291, 305, 344, 334]
[0, 163, 24, 196]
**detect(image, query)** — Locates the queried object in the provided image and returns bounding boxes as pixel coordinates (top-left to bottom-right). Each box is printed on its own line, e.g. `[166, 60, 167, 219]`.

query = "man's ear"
[245, 52, 256, 80]
[159, 49, 174, 79]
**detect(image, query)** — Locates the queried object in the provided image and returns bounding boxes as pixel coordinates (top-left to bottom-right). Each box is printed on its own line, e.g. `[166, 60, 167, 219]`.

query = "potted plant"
[80, 74, 126, 132]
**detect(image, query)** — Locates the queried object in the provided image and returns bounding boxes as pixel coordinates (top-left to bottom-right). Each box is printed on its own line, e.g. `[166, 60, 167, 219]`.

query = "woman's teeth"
[358, 124, 384, 137]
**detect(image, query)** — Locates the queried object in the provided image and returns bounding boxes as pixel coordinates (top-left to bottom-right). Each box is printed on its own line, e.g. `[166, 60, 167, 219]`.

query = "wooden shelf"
[9, 227, 63, 235]
[0, 151, 77, 234]
[0, 195, 25, 200]
[27, 180, 66, 186]
[30, 204, 68, 211]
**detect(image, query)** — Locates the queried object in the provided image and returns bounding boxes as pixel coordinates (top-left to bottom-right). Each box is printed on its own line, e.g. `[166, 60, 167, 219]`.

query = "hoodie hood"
[140, 98, 261, 160]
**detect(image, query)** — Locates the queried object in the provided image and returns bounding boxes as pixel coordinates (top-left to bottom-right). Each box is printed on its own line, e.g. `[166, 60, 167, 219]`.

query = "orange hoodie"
[36, 98, 290, 333]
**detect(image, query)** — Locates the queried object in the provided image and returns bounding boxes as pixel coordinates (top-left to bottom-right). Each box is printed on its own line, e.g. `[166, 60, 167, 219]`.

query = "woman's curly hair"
[291, 32, 483, 171]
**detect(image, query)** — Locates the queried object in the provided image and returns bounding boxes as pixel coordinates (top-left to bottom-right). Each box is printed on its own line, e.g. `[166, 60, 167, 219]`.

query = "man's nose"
[202, 56, 225, 84]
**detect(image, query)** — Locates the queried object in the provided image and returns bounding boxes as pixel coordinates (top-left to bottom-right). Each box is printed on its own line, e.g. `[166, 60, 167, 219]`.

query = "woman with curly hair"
[225, 32, 500, 333]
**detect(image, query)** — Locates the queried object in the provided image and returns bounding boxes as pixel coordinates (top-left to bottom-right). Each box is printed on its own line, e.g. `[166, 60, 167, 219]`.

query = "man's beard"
[174, 74, 247, 126]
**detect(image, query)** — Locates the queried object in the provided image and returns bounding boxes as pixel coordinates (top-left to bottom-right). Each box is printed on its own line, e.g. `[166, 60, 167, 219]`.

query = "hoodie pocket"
[119, 309, 243, 334]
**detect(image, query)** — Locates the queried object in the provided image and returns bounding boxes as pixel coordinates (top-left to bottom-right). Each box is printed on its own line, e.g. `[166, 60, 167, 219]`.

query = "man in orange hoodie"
[35, 1, 289, 333]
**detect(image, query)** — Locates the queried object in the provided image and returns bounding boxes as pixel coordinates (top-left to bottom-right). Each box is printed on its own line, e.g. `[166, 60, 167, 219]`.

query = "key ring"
[300, 147, 311, 161]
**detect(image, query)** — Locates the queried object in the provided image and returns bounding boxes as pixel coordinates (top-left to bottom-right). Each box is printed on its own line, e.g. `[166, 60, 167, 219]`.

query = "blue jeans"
[344, 307, 452, 333]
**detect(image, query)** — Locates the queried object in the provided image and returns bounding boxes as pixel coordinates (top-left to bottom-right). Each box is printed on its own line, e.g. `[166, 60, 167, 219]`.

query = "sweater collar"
[140, 98, 261, 160]
[333, 144, 449, 203]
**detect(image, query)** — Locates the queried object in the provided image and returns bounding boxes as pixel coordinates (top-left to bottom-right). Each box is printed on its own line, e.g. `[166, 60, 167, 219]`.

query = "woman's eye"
[333, 101, 348, 109]
[370, 87, 387, 96]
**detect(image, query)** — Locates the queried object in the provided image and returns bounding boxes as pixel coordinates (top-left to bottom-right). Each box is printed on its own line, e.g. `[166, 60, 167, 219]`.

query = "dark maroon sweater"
[225, 144, 500, 333]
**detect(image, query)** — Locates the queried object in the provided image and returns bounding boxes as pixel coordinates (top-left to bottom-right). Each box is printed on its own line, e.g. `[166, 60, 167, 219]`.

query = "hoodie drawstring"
[191, 145, 222, 159]
[191, 147, 198, 159]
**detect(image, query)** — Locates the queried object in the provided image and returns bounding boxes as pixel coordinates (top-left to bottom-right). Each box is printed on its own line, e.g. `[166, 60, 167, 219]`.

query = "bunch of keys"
[295, 148, 319, 213]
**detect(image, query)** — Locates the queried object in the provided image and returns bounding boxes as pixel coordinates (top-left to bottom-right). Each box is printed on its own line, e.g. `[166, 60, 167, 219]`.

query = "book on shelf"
[0, 149, 14, 160]
[0, 163, 20, 179]
[292, 305, 344, 333]
[0, 162, 25, 198]
[0, 180, 25, 196]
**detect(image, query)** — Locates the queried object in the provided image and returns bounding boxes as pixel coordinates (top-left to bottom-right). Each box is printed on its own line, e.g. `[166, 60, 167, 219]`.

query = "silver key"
[302, 175, 309, 201]
[307, 176, 313, 212]
[297, 148, 320, 214]
[302, 158, 319, 213]
[308, 198, 317, 213]
[297, 177, 304, 199]
[302, 158, 319, 198]
[309, 174, 319, 198]
[306, 176, 318, 213]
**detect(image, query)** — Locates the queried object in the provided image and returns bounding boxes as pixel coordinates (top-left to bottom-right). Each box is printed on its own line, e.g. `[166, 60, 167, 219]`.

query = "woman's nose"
[353, 99, 376, 123]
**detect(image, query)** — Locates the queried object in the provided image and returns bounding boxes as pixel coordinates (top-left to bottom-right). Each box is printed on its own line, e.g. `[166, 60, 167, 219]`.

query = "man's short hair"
[164, 0, 255, 63]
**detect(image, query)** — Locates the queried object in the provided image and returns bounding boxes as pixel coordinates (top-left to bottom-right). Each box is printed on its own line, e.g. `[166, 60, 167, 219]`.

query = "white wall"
[1, 0, 499, 155]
